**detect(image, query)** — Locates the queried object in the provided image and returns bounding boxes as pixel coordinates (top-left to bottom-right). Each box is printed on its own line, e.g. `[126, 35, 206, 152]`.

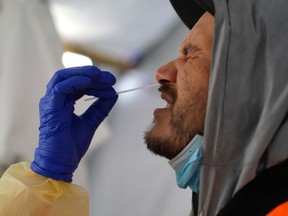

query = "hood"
[201, 0, 288, 215]
[170, 0, 288, 215]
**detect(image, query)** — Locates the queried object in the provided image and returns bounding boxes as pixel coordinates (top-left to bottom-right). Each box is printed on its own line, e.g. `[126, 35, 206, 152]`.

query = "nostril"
[159, 80, 171, 85]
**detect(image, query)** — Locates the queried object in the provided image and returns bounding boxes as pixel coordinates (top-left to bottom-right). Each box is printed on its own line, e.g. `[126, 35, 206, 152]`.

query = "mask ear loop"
[84, 83, 159, 101]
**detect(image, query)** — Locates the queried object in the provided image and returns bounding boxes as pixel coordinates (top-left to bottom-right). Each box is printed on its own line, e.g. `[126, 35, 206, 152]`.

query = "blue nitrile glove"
[31, 66, 118, 182]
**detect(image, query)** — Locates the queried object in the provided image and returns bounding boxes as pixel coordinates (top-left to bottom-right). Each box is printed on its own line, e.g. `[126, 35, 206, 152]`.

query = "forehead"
[179, 12, 214, 53]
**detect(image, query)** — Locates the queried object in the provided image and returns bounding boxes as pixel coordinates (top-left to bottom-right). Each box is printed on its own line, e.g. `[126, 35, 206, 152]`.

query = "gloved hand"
[31, 66, 118, 182]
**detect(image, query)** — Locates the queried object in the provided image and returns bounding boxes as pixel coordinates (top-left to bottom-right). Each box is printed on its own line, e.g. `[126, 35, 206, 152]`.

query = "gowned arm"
[0, 162, 89, 216]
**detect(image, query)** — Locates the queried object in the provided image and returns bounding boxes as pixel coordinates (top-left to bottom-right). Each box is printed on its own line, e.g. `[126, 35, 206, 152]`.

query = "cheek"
[178, 60, 210, 99]
[174, 62, 210, 129]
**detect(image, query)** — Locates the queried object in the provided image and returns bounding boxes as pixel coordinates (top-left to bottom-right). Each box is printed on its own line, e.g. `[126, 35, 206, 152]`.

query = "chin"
[144, 126, 182, 160]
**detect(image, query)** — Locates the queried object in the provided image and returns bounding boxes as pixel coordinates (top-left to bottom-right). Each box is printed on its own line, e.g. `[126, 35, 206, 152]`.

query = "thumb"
[81, 95, 118, 128]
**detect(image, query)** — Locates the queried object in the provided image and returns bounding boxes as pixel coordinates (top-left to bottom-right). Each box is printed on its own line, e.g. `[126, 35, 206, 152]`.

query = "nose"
[155, 61, 177, 85]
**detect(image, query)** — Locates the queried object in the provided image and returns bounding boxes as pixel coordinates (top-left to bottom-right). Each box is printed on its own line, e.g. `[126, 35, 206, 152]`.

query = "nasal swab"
[116, 83, 159, 94]
[84, 83, 159, 101]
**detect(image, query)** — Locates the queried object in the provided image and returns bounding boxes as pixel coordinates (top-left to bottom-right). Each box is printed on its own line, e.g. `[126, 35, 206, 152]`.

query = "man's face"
[144, 12, 214, 160]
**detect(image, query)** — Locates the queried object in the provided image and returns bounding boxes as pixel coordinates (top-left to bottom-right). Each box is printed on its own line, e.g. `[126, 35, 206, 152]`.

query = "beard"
[144, 84, 206, 160]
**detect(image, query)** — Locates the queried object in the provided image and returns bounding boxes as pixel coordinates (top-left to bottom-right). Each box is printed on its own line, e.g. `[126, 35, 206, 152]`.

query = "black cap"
[170, 0, 215, 29]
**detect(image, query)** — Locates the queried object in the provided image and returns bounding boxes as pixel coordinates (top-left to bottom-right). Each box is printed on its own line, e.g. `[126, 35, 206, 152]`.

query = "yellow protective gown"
[0, 162, 89, 216]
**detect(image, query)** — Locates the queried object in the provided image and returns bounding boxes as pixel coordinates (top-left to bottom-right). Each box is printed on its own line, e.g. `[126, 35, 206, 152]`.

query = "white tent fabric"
[0, 0, 63, 165]
[0, 0, 110, 186]
[49, 0, 179, 65]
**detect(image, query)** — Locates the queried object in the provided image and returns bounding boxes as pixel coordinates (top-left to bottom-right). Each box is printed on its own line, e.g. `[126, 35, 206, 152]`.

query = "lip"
[153, 107, 170, 116]
[160, 92, 174, 104]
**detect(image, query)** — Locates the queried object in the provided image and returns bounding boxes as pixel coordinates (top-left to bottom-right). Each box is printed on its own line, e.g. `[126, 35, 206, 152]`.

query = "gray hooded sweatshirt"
[197, 0, 288, 215]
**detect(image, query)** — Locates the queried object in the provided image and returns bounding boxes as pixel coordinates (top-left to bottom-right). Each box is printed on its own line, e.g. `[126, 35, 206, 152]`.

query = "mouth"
[153, 91, 175, 116]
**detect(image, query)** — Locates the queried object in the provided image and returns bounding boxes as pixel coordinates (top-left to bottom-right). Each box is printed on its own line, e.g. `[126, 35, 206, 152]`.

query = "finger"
[59, 67, 116, 87]
[56, 66, 102, 80]
[52, 77, 117, 107]
[81, 96, 118, 128]
[41, 76, 92, 109]
[46, 66, 116, 94]
[54, 76, 92, 95]
[91, 71, 117, 88]
[85, 87, 117, 99]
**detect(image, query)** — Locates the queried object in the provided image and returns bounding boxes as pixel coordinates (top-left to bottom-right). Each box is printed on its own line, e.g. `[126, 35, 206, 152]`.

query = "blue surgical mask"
[169, 135, 203, 193]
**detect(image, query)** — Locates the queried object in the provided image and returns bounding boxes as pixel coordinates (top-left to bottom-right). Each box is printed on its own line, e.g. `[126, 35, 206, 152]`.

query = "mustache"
[158, 81, 177, 102]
